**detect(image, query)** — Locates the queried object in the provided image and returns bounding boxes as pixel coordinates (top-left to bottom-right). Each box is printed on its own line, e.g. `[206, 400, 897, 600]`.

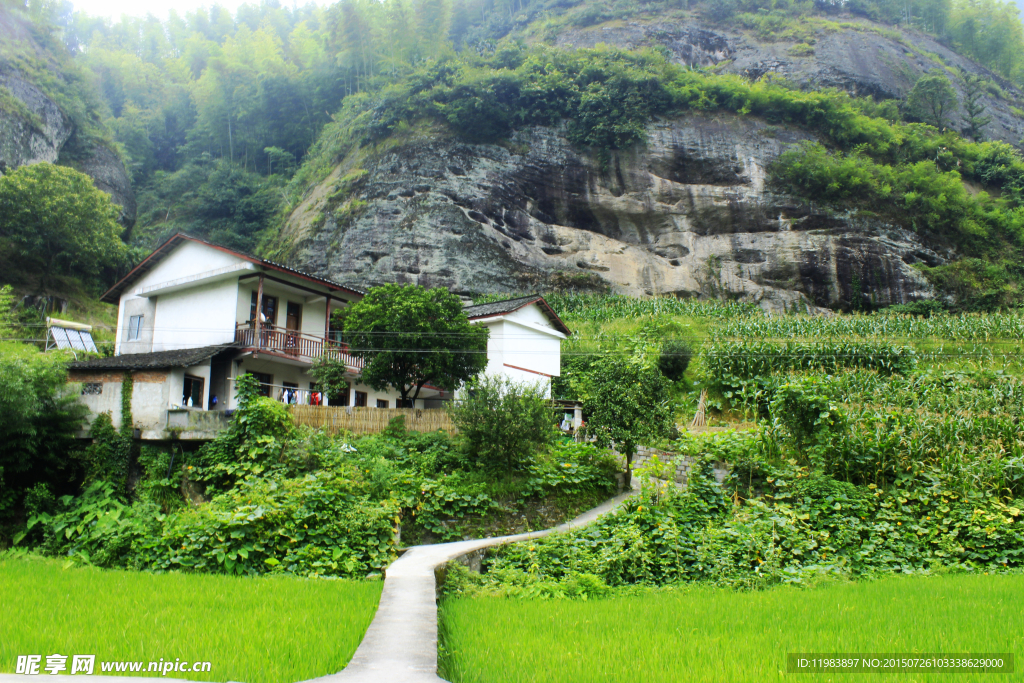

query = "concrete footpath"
[0, 485, 638, 683]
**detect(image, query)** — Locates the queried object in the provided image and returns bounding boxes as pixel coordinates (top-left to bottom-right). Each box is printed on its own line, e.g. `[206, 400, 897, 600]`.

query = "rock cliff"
[279, 15, 1023, 309]
[282, 113, 939, 310]
[552, 17, 1024, 146]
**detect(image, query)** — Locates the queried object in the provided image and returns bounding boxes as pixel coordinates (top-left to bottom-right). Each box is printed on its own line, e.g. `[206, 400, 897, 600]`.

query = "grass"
[0, 555, 381, 682]
[439, 573, 1024, 683]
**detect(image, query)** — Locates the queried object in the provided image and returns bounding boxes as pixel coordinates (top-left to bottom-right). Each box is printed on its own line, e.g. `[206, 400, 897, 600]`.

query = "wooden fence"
[289, 405, 458, 435]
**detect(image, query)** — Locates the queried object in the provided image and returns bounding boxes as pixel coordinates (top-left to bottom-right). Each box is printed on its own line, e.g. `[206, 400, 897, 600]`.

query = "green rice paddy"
[439, 573, 1024, 682]
[0, 555, 381, 682]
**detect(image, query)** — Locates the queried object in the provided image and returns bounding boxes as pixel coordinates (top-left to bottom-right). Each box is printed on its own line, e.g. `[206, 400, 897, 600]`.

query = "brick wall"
[626, 446, 729, 486]
[68, 370, 168, 383]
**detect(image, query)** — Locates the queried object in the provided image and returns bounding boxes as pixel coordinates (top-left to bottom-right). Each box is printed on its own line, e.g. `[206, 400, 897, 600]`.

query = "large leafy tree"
[344, 283, 488, 403]
[571, 356, 673, 488]
[906, 74, 958, 129]
[0, 163, 128, 289]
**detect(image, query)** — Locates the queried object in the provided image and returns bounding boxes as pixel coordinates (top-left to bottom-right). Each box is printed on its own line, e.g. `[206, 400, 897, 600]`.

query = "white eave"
[132, 262, 257, 298]
[469, 315, 567, 340]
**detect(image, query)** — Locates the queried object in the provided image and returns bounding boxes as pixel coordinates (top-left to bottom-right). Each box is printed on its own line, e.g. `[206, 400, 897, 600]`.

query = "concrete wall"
[67, 369, 172, 433]
[118, 296, 157, 354]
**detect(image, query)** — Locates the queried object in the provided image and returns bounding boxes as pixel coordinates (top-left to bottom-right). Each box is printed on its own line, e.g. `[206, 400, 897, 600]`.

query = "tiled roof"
[101, 233, 365, 304]
[463, 295, 572, 336]
[463, 295, 545, 318]
[68, 345, 234, 371]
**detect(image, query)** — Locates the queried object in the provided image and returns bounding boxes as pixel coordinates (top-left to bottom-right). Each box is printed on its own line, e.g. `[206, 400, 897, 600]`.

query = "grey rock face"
[284, 113, 938, 310]
[0, 11, 136, 226]
[554, 18, 1024, 146]
[75, 145, 137, 228]
[0, 71, 71, 171]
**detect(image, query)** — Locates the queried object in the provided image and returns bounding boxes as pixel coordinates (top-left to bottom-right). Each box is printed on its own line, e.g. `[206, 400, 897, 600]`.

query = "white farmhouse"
[68, 233, 569, 439]
[462, 295, 570, 398]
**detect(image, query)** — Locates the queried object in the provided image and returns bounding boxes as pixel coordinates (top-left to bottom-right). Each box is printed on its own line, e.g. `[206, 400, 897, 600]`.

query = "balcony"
[234, 322, 364, 369]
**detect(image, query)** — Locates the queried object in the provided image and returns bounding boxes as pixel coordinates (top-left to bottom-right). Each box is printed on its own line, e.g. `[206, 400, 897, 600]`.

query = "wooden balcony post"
[255, 273, 264, 357]
[324, 294, 332, 350]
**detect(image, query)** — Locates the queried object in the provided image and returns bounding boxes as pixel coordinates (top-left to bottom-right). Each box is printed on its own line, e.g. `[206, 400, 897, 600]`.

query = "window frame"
[183, 374, 205, 408]
[127, 314, 144, 341]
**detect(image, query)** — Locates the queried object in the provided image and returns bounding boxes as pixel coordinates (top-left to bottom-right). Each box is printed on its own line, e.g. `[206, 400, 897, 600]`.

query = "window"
[127, 315, 144, 341]
[354, 391, 367, 407]
[81, 382, 102, 396]
[396, 398, 414, 408]
[183, 375, 204, 408]
[250, 292, 278, 325]
[376, 399, 389, 408]
[246, 372, 273, 398]
[328, 382, 350, 407]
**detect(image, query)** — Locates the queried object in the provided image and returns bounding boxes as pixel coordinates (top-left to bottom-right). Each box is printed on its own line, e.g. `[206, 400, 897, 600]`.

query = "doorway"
[285, 301, 302, 355]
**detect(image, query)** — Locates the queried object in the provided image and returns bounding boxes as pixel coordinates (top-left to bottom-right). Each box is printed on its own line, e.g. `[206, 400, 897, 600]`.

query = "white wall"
[499, 321, 562, 378]
[140, 241, 246, 287]
[152, 277, 239, 351]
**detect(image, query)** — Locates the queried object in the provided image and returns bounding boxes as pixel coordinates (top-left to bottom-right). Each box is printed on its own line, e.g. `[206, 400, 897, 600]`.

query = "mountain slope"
[0, 3, 135, 227]
[275, 13, 1024, 310]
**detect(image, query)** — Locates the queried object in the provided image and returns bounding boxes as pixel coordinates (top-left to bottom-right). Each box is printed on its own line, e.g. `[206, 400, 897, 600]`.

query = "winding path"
[315, 484, 639, 683]
[0, 486, 637, 683]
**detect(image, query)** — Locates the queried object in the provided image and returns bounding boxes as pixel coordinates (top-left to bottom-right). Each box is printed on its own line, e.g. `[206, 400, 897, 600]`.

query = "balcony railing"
[234, 322, 364, 369]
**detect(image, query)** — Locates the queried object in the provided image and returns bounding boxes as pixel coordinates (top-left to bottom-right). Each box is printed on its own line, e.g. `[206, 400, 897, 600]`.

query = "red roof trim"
[503, 363, 553, 378]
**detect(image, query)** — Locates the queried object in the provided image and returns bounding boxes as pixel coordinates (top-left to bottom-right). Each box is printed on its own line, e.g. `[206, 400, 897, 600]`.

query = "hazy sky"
[69, 0, 331, 21]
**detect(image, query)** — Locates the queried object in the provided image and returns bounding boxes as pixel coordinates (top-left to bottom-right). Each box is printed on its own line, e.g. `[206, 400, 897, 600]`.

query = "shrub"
[658, 340, 692, 380]
[770, 379, 847, 460]
[449, 375, 557, 473]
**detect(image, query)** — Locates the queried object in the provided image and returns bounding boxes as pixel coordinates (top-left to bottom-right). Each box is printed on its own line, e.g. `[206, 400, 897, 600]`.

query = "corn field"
[471, 293, 758, 323]
[817, 369, 1024, 496]
[703, 340, 918, 384]
[711, 310, 1024, 342]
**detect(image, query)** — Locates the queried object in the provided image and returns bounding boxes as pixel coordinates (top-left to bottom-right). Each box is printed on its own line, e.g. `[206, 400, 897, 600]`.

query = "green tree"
[344, 283, 488, 404]
[448, 374, 556, 472]
[0, 344, 88, 525]
[906, 74, 958, 129]
[0, 163, 128, 289]
[958, 68, 992, 141]
[571, 357, 673, 487]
